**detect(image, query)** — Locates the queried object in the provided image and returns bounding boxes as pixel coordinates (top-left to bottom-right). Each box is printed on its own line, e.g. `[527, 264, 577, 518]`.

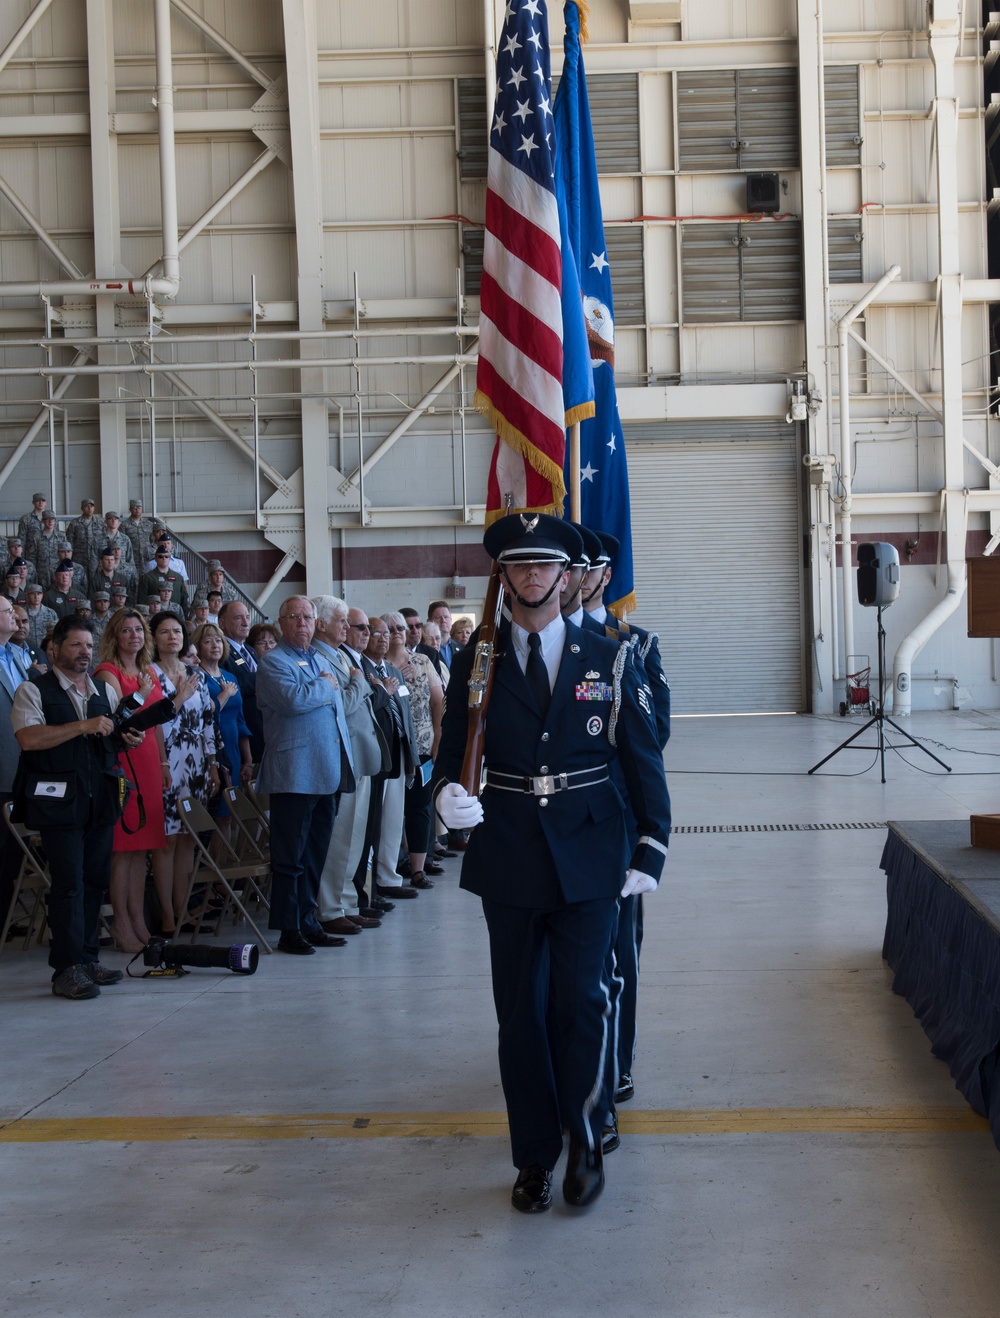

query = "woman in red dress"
[94, 609, 170, 952]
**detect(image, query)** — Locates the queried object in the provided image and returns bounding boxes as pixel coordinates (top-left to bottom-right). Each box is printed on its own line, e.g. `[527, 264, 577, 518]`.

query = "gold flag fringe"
[607, 590, 638, 620]
[564, 400, 596, 427]
[474, 388, 569, 505]
[483, 499, 563, 529]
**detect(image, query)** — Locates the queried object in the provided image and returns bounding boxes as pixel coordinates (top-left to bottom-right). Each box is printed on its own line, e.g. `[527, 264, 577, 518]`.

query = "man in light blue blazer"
[311, 595, 387, 935]
[255, 596, 355, 955]
[0, 596, 30, 927]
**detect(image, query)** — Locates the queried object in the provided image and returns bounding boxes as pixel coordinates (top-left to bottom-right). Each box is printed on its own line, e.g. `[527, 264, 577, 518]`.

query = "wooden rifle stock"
[459, 557, 504, 795]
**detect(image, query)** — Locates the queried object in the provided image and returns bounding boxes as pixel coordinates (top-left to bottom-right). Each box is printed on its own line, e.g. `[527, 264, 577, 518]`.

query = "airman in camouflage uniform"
[24, 511, 61, 587]
[66, 497, 103, 571]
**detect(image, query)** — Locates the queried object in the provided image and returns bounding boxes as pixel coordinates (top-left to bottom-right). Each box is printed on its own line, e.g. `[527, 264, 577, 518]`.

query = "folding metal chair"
[177, 796, 272, 952]
[225, 787, 270, 865]
[242, 783, 270, 839]
[1, 800, 51, 953]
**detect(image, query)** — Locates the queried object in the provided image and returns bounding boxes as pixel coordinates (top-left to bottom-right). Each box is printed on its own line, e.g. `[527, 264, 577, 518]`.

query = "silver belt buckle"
[532, 774, 555, 796]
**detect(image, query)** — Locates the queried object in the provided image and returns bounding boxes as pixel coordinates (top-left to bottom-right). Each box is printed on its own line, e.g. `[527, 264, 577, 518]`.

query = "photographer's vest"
[18, 671, 119, 828]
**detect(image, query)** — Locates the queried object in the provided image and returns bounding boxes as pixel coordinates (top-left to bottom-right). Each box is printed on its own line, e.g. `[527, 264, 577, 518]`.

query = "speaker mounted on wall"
[746, 172, 780, 214]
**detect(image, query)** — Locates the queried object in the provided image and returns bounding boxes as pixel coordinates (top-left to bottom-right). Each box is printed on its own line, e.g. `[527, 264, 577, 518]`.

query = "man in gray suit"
[0, 597, 31, 930]
[255, 596, 355, 955]
[311, 596, 386, 935]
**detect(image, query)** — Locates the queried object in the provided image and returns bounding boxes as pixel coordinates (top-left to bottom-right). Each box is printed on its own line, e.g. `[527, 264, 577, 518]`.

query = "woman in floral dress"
[149, 611, 217, 934]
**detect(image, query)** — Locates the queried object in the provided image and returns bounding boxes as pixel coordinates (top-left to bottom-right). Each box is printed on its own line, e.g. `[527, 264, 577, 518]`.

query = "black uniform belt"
[484, 766, 609, 796]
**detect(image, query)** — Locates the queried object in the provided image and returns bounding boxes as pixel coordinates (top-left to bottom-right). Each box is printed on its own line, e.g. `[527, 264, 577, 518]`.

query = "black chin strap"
[582, 576, 604, 607]
[500, 566, 563, 611]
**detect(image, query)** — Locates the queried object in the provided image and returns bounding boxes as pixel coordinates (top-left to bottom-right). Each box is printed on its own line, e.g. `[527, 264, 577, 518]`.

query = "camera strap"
[117, 747, 146, 834]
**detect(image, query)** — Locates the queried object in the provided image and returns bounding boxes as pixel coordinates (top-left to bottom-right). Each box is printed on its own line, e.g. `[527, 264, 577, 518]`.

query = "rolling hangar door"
[625, 419, 807, 715]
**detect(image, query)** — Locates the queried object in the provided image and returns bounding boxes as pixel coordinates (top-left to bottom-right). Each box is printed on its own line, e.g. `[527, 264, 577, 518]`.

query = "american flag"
[475, 0, 593, 521]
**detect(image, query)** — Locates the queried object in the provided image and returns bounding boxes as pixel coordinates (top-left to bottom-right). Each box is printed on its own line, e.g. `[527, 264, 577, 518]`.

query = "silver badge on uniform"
[570, 644, 580, 653]
[587, 716, 603, 736]
[585, 670, 599, 679]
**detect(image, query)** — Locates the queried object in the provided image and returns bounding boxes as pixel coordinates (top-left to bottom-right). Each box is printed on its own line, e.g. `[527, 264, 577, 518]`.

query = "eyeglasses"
[280, 613, 314, 623]
[369, 631, 389, 640]
[387, 625, 406, 634]
[349, 622, 370, 632]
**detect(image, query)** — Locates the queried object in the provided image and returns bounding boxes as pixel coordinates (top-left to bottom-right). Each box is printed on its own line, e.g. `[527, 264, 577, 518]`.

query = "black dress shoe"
[304, 929, 347, 947]
[361, 901, 392, 917]
[602, 1109, 620, 1155]
[276, 931, 315, 955]
[511, 1164, 553, 1213]
[562, 1135, 604, 1207]
[376, 883, 418, 899]
[614, 1072, 635, 1104]
[424, 860, 444, 876]
[409, 870, 434, 889]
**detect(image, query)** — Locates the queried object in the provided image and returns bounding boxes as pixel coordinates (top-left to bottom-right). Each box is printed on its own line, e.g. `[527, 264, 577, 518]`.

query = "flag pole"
[568, 421, 581, 520]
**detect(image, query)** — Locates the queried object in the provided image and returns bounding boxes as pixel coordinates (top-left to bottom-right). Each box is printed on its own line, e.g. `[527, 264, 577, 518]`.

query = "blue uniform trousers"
[267, 791, 336, 934]
[482, 894, 618, 1171]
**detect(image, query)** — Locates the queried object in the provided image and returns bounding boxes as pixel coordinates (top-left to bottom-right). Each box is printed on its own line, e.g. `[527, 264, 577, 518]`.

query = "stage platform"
[882, 820, 1000, 1149]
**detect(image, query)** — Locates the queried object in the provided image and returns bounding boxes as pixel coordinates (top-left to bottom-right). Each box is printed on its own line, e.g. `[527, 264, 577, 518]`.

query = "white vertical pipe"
[836, 265, 901, 683]
[893, 0, 967, 714]
[484, 0, 497, 112]
[153, 0, 180, 296]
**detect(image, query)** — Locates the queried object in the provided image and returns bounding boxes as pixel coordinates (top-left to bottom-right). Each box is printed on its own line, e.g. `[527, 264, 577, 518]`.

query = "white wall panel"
[639, 72, 672, 173]
[863, 60, 932, 114]
[318, 1, 480, 52]
[322, 227, 460, 298]
[825, 170, 863, 215]
[598, 177, 642, 222]
[645, 223, 677, 324]
[320, 81, 454, 131]
[321, 137, 457, 223]
[3, 0, 88, 60]
[682, 0, 795, 42]
[647, 328, 680, 379]
[582, 0, 629, 44]
[825, 0, 914, 34]
[112, 0, 284, 60]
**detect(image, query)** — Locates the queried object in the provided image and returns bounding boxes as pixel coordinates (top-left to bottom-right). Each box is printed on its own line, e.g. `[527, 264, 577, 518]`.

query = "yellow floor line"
[0, 1106, 990, 1144]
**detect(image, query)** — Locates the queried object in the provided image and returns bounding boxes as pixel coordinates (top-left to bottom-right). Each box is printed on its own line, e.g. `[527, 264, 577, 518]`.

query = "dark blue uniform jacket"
[435, 620, 670, 909]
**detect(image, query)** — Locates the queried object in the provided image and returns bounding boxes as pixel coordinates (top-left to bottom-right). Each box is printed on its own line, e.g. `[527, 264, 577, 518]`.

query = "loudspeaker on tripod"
[857, 541, 900, 608]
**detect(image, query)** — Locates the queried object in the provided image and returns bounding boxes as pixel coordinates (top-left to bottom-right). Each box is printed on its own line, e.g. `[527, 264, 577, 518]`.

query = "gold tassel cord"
[576, 0, 590, 45]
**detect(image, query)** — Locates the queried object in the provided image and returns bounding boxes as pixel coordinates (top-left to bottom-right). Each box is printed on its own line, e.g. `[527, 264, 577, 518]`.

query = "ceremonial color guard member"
[435, 514, 670, 1213]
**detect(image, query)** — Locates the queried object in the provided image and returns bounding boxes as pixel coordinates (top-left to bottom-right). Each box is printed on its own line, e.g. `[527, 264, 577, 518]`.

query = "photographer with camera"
[11, 616, 145, 1000]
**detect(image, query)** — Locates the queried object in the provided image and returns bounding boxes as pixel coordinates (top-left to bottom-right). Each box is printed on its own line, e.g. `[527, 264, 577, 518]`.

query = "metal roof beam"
[170, 0, 274, 90]
[0, 0, 56, 80]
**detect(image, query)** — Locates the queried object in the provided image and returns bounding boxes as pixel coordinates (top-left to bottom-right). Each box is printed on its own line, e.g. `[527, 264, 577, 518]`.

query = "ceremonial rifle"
[459, 555, 504, 795]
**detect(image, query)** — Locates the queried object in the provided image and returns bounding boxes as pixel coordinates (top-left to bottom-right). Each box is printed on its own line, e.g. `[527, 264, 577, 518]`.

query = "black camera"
[111, 690, 176, 743]
[142, 938, 259, 975]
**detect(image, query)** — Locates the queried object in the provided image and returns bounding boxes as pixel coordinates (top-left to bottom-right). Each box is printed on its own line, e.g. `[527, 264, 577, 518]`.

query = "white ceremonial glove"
[437, 782, 485, 831]
[620, 869, 657, 899]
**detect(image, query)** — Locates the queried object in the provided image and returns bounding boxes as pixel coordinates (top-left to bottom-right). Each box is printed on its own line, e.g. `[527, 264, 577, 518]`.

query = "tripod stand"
[808, 606, 951, 783]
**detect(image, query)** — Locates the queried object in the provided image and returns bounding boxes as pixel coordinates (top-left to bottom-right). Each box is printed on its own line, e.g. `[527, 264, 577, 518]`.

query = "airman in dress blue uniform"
[435, 514, 670, 1214]
[582, 530, 671, 1115]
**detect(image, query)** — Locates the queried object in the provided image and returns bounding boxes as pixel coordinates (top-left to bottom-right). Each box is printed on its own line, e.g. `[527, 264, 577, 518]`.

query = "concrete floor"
[3, 709, 1000, 1317]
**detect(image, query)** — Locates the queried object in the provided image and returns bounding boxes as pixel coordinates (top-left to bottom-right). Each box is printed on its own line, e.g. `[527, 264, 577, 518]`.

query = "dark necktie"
[238, 644, 256, 673]
[377, 663, 403, 734]
[526, 632, 550, 717]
